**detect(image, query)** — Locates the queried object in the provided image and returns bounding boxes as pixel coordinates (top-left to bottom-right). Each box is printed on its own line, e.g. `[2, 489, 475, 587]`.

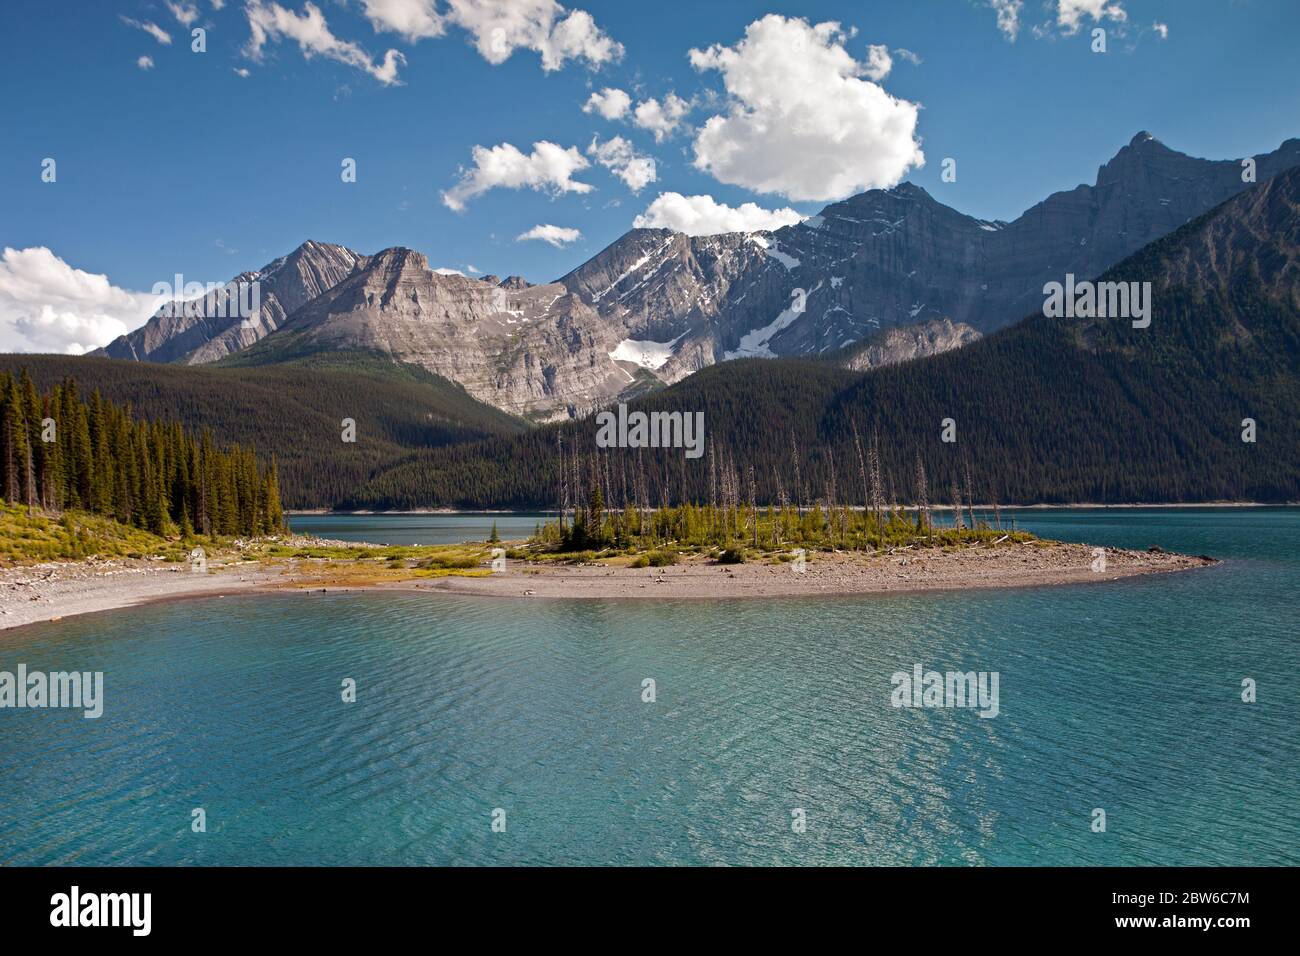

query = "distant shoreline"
[286, 502, 1293, 516]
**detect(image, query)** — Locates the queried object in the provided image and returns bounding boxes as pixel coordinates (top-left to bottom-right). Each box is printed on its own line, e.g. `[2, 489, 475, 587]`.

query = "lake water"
[288, 512, 553, 546]
[2, 508, 1296, 865]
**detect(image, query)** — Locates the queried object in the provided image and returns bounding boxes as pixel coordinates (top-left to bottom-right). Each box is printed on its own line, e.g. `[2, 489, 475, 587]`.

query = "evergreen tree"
[0, 369, 283, 539]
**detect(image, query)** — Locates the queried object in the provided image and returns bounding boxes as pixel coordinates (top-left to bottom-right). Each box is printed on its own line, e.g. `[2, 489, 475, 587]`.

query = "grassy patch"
[629, 550, 678, 568]
[0, 503, 210, 564]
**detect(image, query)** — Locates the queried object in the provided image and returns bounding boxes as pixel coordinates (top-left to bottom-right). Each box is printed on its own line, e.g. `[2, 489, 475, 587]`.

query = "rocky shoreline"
[1, 540, 1216, 632]
[416, 541, 1215, 600]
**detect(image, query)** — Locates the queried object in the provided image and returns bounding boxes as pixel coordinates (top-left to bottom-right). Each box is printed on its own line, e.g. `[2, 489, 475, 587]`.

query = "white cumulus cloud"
[633, 93, 691, 142]
[0, 247, 162, 355]
[359, 0, 445, 42]
[1057, 0, 1128, 34]
[633, 193, 804, 237]
[442, 141, 592, 211]
[244, 1, 406, 85]
[137, 55, 155, 70]
[989, 0, 1023, 41]
[583, 86, 631, 120]
[688, 15, 923, 202]
[587, 136, 656, 193]
[516, 224, 582, 247]
[364, 0, 621, 69]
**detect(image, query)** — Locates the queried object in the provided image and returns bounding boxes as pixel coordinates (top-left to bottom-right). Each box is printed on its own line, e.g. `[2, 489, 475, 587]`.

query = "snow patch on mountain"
[725, 281, 823, 359]
[747, 234, 800, 270]
[609, 333, 684, 370]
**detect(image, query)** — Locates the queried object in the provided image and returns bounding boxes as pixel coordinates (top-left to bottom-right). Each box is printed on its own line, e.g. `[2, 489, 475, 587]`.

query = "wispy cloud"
[516, 224, 582, 247]
[120, 16, 173, 45]
[244, 1, 406, 85]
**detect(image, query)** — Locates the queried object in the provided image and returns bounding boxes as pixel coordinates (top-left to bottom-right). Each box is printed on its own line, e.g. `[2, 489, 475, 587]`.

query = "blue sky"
[2, 0, 1298, 353]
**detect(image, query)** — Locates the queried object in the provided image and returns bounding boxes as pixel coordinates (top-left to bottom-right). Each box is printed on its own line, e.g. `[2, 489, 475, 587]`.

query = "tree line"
[0, 368, 283, 537]
[541, 418, 1027, 558]
[0, 353, 527, 509]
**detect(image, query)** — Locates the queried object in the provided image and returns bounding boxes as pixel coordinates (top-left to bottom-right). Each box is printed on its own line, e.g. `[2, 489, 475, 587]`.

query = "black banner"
[0, 866, 1276, 941]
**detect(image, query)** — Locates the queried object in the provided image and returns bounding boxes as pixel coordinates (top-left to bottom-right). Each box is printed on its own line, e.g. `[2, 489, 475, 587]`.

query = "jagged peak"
[1118, 130, 1176, 157]
[887, 180, 932, 198]
[367, 246, 429, 271]
[287, 239, 352, 259]
[822, 180, 936, 217]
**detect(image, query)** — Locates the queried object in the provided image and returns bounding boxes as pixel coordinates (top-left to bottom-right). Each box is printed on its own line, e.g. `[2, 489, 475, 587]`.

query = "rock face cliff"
[837, 318, 982, 372]
[558, 132, 1300, 383]
[96, 240, 362, 363]
[93, 133, 1300, 418]
[257, 248, 629, 420]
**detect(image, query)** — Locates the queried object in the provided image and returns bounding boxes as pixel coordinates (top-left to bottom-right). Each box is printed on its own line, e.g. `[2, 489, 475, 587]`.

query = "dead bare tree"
[747, 464, 758, 547]
[771, 465, 788, 546]
[726, 449, 740, 539]
[914, 452, 931, 536]
[556, 433, 567, 531]
[602, 449, 613, 527]
[790, 429, 803, 512]
[850, 416, 869, 547]
[963, 457, 976, 530]
[636, 447, 648, 543]
[708, 443, 718, 533]
[868, 431, 885, 545]
[825, 444, 839, 543]
[624, 455, 634, 520]
[680, 451, 689, 510]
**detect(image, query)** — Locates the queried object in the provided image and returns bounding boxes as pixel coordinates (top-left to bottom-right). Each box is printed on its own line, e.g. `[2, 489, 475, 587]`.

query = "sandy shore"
[1, 541, 1216, 632]
[417, 542, 1216, 600]
[0, 558, 288, 632]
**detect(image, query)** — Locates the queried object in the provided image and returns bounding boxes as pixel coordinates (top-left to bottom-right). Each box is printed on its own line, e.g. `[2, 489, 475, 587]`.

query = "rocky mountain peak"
[93, 239, 361, 365]
[367, 247, 430, 273]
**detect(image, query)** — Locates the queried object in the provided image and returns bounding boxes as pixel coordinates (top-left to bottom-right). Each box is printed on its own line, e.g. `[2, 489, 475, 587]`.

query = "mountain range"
[19, 152, 1300, 508]
[334, 162, 1300, 509]
[95, 133, 1300, 421]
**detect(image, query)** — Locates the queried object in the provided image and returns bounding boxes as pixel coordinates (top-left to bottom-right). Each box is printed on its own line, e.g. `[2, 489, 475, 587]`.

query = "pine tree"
[0, 369, 285, 540]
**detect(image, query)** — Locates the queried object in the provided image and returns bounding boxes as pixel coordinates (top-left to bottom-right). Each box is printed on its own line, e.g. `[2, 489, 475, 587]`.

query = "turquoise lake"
[1, 508, 1296, 865]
